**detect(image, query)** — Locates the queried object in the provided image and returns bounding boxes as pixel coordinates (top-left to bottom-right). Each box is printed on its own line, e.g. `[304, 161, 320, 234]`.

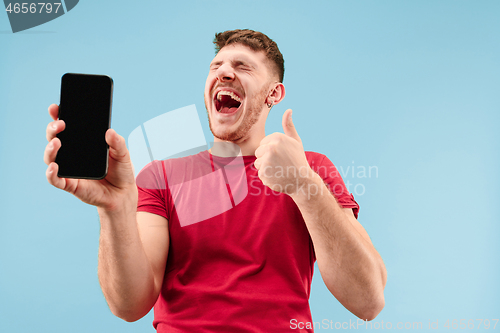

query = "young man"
[44, 29, 386, 332]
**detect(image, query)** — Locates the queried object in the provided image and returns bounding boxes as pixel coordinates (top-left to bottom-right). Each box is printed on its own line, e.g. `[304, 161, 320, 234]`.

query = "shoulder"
[137, 151, 212, 189]
[305, 151, 327, 163]
[304, 151, 342, 180]
[305, 151, 334, 169]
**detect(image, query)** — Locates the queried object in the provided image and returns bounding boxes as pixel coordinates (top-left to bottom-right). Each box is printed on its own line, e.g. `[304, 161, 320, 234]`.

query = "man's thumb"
[282, 109, 301, 142]
[106, 128, 129, 162]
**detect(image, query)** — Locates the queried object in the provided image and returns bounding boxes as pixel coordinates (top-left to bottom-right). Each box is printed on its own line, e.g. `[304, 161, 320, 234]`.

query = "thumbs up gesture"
[254, 109, 313, 195]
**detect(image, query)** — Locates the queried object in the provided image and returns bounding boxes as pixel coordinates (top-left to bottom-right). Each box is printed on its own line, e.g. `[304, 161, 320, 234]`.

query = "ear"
[265, 82, 286, 107]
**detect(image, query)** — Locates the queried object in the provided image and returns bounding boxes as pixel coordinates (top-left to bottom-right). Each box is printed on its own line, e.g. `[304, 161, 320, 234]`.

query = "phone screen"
[55, 73, 113, 179]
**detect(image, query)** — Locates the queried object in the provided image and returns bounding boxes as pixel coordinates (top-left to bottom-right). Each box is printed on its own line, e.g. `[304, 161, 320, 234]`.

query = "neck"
[210, 133, 264, 157]
[210, 120, 267, 157]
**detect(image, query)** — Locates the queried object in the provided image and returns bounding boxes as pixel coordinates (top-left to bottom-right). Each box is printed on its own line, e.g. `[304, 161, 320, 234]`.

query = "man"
[44, 29, 386, 332]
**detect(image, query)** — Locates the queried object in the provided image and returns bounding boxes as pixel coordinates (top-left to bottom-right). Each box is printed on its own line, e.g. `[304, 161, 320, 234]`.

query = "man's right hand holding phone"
[44, 103, 138, 211]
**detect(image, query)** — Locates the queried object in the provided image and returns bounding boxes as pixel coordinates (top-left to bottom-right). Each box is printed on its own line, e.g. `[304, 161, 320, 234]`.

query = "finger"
[254, 143, 268, 159]
[48, 104, 59, 121]
[282, 109, 301, 143]
[257, 167, 265, 182]
[259, 132, 281, 146]
[104, 129, 137, 188]
[43, 137, 61, 165]
[46, 119, 66, 142]
[254, 158, 260, 170]
[257, 168, 269, 187]
[106, 129, 130, 163]
[46, 162, 68, 190]
[254, 156, 267, 170]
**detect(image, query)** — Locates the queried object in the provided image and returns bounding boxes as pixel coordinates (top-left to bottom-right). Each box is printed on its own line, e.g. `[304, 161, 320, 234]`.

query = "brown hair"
[213, 29, 285, 82]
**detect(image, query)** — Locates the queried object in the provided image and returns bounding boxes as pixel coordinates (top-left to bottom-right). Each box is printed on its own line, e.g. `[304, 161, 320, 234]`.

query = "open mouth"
[214, 90, 242, 114]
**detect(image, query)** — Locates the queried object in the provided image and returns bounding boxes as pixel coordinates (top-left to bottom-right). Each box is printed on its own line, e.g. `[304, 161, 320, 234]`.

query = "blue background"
[1, 0, 499, 332]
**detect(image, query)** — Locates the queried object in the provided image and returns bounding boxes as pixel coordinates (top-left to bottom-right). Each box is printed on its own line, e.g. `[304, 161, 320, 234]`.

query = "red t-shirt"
[136, 151, 359, 332]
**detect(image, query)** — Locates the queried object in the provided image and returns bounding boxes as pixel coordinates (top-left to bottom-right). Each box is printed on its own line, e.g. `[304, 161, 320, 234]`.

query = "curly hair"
[213, 29, 285, 82]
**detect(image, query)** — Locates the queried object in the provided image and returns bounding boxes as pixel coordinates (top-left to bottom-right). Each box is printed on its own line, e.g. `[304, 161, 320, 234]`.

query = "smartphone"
[55, 73, 113, 179]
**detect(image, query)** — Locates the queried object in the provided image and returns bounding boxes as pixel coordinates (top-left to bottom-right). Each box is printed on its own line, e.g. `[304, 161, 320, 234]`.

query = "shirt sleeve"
[307, 152, 360, 218]
[136, 160, 170, 220]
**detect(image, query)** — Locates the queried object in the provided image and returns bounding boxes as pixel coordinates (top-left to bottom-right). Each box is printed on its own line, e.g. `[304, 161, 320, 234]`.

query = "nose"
[216, 63, 235, 82]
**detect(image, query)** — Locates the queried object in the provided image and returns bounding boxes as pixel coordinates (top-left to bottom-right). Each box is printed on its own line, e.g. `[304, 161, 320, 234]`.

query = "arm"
[290, 172, 386, 320]
[44, 104, 169, 322]
[97, 209, 169, 322]
[254, 109, 386, 321]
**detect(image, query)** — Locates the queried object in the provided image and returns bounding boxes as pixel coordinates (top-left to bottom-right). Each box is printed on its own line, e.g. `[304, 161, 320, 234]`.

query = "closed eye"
[210, 61, 222, 71]
[234, 61, 253, 71]
[237, 65, 252, 71]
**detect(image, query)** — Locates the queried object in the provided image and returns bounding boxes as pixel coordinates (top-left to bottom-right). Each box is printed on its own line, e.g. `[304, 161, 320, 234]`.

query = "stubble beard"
[205, 85, 268, 142]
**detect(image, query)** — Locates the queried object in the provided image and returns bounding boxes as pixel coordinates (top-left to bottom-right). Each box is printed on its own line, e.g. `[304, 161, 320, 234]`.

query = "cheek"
[204, 75, 216, 94]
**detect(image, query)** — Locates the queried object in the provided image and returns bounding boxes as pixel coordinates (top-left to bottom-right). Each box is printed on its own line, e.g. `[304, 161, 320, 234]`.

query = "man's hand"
[44, 103, 137, 211]
[254, 109, 313, 195]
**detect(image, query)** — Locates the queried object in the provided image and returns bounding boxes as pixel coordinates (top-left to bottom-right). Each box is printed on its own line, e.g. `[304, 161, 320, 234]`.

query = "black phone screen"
[55, 73, 113, 179]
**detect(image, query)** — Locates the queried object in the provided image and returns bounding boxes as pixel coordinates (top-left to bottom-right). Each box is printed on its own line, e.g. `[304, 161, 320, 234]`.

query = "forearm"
[97, 198, 156, 321]
[291, 172, 386, 320]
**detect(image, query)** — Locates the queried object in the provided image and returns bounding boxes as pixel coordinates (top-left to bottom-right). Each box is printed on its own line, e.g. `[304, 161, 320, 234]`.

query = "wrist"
[289, 168, 325, 203]
[97, 190, 138, 219]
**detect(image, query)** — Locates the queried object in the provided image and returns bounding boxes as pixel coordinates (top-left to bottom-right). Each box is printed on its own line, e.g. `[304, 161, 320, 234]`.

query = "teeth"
[217, 90, 241, 102]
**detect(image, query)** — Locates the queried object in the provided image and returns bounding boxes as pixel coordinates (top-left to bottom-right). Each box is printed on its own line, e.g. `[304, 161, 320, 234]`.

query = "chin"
[211, 125, 243, 142]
